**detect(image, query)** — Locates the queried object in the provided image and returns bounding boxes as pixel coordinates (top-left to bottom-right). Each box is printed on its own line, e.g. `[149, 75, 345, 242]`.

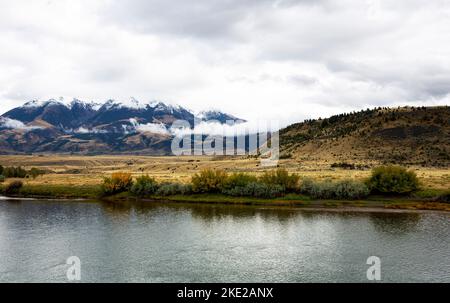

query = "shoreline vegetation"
[1, 165, 449, 211]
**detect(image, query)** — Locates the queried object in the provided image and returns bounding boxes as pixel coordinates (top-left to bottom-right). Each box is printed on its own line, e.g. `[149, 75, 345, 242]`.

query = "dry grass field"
[0, 155, 449, 190]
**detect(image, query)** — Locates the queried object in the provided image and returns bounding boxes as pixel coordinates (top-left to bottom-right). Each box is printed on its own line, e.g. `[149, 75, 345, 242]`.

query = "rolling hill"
[280, 106, 450, 167]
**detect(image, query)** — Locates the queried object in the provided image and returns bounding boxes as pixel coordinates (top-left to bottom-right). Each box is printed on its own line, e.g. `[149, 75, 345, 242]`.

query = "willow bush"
[101, 172, 133, 196]
[191, 169, 228, 193]
[259, 168, 300, 192]
[130, 175, 159, 196]
[300, 178, 369, 200]
[367, 165, 419, 194]
[156, 183, 193, 196]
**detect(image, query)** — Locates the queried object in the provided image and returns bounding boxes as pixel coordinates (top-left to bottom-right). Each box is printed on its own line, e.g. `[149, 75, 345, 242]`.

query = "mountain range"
[1, 99, 449, 167]
[0, 98, 244, 155]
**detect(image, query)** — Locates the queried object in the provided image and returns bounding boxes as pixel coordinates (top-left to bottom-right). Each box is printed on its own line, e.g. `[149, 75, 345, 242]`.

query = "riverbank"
[1, 183, 449, 211]
[114, 194, 450, 211]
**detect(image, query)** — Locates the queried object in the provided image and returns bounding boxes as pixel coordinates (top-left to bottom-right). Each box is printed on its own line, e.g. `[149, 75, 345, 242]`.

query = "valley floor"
[0, 155, 449, 211]
[0, 154, 449, 189]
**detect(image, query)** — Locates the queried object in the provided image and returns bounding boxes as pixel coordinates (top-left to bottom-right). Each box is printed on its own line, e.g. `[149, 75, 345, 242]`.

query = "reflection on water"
[368, 212, 421, 234]
[0, 199, 449, 283]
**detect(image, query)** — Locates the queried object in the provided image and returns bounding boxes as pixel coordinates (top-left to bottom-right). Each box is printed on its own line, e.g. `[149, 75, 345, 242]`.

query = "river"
[0, 198, 449, 282]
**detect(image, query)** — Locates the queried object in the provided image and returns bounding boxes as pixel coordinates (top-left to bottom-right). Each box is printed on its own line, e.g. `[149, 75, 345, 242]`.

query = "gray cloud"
[0, 117, 42, 131]
[0, 0, 449, 125]
[101, 0, 311, 40]
[289, 75, 318, 86]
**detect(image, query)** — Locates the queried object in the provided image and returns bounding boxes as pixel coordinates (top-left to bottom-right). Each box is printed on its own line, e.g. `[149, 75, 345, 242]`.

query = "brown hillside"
[280, 106, 450, 167]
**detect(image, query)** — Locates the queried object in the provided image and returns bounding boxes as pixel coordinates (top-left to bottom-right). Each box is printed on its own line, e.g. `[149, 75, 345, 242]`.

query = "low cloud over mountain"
[0, 98, 244, 154]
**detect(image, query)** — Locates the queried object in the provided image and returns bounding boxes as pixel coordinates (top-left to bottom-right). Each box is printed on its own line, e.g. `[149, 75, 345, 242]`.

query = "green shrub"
[259, 168, 299, 192]
[5, 180, 23, 195]
[223, 182, 285, 198]
[367, 165, 419, 194]
[307, 180, 336, 199]
[100, 172, 133, 196]
[300, 178, 369, 200]
[218, 169, 299, 198]
[130, 175, 159, 196]
[2, 166, 27, 178]
[334, 180, 370, 199]
[191, 169, 228, 193]
[29, 167, 45, 179]
[299, 178, 315, 194]
[0, 166, 45, 179]
[222, 172, 288, 198]
[223, 173, 258, 190]
[0, 175, 4, 183]
[413, 189, 444, 199]
[156, 183, 193, 196]
[249, 182, 285, 198]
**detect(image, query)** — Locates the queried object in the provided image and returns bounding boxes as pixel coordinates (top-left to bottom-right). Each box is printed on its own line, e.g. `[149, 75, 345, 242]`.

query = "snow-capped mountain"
[196, 110, 244, 124]
[2, 98, 244, 129]
[0, 98, 245, 154]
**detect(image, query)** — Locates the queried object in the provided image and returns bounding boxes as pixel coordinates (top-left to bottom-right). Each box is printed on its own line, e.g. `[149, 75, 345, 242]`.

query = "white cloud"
[129, 118, 170, 135]
[170, 120, 279, 137]
[0, 0, 449, 127]
[74, 127, 107, 134]
[0, 117, 41, 131]
[129, 117, 270, 137]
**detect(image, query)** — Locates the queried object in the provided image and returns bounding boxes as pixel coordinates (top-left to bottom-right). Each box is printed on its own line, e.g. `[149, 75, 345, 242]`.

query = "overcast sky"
[1, 0, 449, 125]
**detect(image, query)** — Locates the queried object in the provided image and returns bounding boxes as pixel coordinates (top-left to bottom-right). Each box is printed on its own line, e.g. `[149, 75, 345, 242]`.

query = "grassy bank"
[1, 183, 449, 211]
[0, 183, 101, 199]
[119, 193, 450, 211]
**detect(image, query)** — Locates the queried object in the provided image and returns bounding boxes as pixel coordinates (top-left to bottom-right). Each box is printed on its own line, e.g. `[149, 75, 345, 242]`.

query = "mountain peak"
[96, 98, 183, 111]
[23, 99, 56, 108]
[22, 98, 102, 110]
[3, 98, 244, 130]
[129, 97, 144, 109]
[197, 109, 245, 123]
[70, 99, 103, 110]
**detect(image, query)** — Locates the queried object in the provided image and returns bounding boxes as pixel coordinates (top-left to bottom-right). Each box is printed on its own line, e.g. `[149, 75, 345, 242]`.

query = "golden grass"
[0, 155, 449, 190]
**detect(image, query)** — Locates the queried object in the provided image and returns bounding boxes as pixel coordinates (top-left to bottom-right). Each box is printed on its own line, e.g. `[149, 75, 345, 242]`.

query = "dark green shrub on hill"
[367, 165, 419, 194]
[29, 167, 45, 179]
[2, 166, 27, 178]
[0, 175, 4, 183]
[331, 162, 356, 170]
[279, 153, 292, 159]
[0, 166, 45, 179]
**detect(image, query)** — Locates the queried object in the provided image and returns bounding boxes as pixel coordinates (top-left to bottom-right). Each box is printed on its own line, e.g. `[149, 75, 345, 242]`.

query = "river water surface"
[0, 198, 449, 282]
